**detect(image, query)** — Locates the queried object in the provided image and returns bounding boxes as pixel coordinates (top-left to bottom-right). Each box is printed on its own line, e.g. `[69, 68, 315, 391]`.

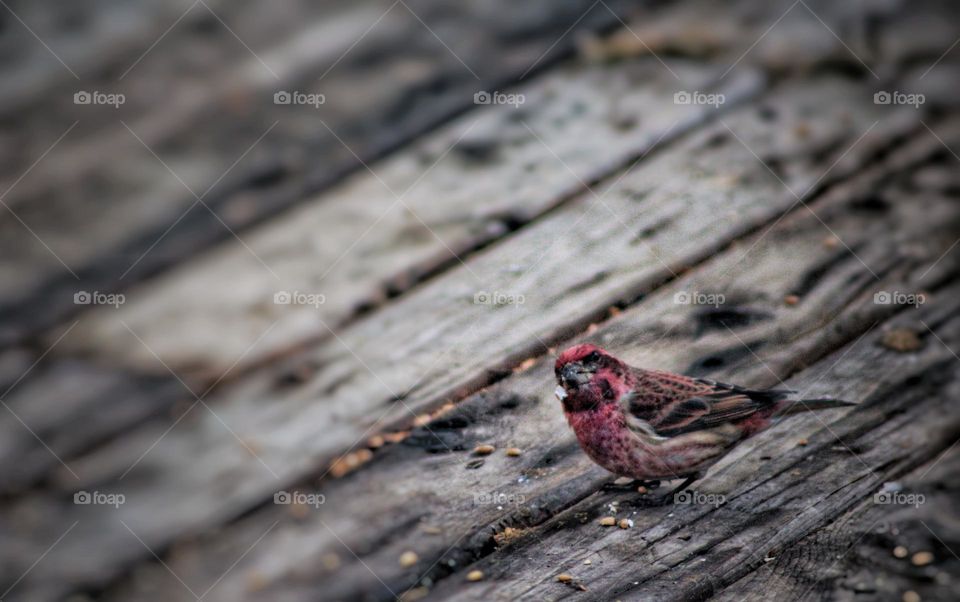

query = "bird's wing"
[620, 369, 792, 438]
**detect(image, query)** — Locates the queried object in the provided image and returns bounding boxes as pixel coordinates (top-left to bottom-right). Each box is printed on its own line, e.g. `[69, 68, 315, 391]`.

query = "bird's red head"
[554, 344, 629, 412]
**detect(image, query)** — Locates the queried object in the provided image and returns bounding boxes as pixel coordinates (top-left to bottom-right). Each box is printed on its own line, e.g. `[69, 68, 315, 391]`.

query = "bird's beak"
[561, 363, 590, 388]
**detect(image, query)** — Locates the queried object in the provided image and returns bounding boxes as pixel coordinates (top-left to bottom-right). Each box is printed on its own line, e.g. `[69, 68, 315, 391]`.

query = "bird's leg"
[629, 474, 701, 507]
[666, 474, 699, 498]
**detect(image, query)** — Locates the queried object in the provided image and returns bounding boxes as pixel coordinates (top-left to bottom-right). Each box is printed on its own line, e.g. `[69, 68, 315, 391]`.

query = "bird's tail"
[775, 397, 856, 416]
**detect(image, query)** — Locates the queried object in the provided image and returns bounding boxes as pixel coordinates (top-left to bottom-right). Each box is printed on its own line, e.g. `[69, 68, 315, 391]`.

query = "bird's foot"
[624, 475, 700, 507]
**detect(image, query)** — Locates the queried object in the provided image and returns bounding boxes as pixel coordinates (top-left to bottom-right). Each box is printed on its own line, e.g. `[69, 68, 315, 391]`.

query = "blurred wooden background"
[1, 0, 959, 600]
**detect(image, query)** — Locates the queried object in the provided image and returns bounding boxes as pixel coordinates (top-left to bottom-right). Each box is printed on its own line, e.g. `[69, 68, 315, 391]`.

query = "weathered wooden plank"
[716, 445, 960, 601]
[0, 60, 762, 494]
[90, 129, 960, 602]
[58, 63, 762, 378]
[449, 308, 959, 602]
[0, 0, 222, 112]
[0, 78, 936, 601]
[0, 0, 637, 345]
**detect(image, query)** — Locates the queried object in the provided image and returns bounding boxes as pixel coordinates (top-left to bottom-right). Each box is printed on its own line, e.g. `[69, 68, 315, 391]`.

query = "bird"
[554, 343, 854, 497]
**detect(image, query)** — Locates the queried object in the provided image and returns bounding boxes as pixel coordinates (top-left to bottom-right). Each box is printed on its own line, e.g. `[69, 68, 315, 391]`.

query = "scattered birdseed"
[288, 502, 310, 519]
[466, 570, 484, 582]
[911, 551, 934, 566]
[421, 525, 443, 535]
[474, 444, 496, 455]
[399, 551, 419, 568]
[556, 574, 574, 583]
[321, 553, 341, 571]
[506, 447, 522, 457]
[400, 586, 429, 601]
[881, 329, 923, 352]
[784, 294, 800, 306]
[515, 358, 537, 372]
[367, 435, 385, 449]
[797, 438, 809, 447]
[329, 448, 375, 478]
[637, 486, 648, 494]
[583, 559, 592, 565]
[494, 526, 525, 547]
[823, 235, 840, 248]
[893, 546, 909, 559]
[902, 591, 921, 602]
[384, 432, 408, 444]
[600, 516, 617, 526]
[618, 518, 633, 529]
[246, 570, 268, 592]
[413, 415, 431, 427]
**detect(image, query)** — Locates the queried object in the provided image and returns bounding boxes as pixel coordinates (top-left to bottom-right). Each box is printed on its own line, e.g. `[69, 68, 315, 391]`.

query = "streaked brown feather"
[621, 367, 790, 438]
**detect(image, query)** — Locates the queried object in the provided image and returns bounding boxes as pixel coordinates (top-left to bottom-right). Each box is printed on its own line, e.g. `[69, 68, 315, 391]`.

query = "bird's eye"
[585, 351, 600, 363]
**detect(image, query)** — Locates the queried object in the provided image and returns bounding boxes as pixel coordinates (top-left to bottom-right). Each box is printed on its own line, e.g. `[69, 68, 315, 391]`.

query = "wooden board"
[2, 1, 959, 601]
[83, 127, 960, 602]
[0, 58, 763, 494]
[0, 0, 637, 345]
[57, 63, 763, 378]
[0, 78, 949, 601]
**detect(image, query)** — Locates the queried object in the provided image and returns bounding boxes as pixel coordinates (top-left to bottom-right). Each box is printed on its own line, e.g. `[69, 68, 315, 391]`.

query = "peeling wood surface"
[1, 0, 959, 601]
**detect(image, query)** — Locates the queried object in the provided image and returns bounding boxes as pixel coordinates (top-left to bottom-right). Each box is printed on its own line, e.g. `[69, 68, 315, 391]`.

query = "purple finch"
[555, 344, 853, 492]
